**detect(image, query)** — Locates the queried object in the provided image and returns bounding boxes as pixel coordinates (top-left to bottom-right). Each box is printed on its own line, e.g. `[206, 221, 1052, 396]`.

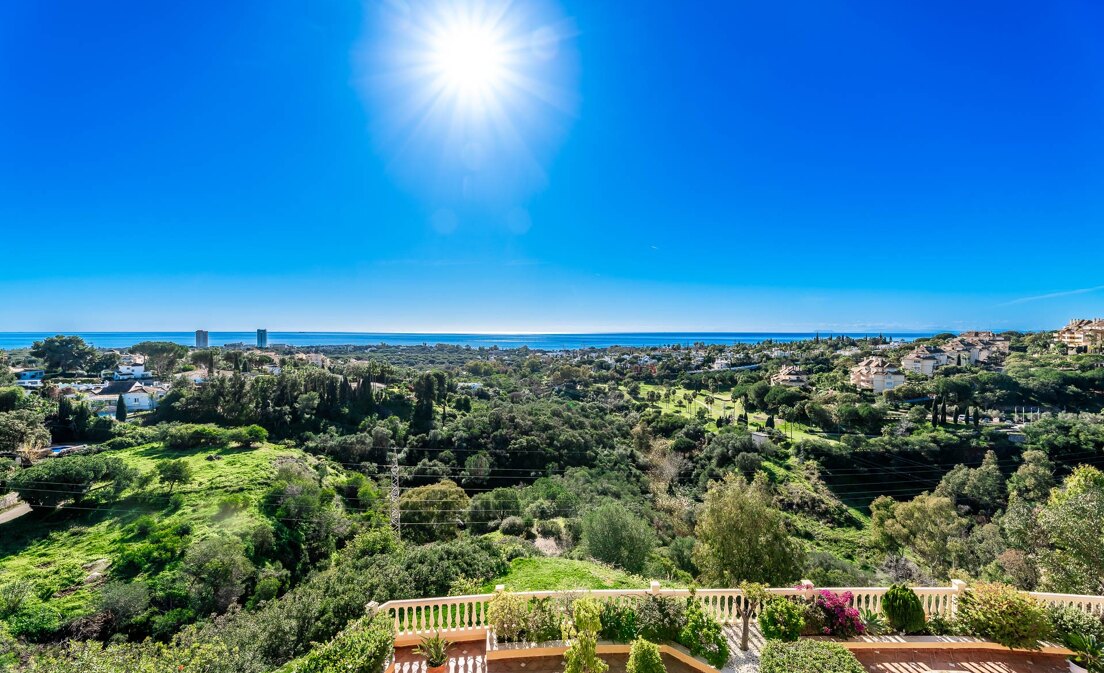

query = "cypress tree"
[115, 394, 127, 422]
[931, 399, 939, 426]
[940, 398, 948, 425]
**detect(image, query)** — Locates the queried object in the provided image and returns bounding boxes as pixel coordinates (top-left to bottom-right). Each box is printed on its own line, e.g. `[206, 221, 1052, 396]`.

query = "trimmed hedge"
[759, 640, 865, 673]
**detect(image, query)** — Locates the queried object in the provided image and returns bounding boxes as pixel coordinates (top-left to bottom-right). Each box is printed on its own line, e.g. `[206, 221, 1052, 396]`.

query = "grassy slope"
[484, 557, 651, 592]
[628, 385, 877, 571]
[0, 441, 300, 620]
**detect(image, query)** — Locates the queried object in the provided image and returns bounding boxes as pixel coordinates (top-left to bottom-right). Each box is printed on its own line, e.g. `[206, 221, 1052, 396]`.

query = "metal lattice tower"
[389, 451, 401, 539]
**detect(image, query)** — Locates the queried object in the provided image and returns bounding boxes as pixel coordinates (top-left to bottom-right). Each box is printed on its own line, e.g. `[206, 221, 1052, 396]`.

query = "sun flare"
[364, 0, 578, 203]
[431, 23, 507, 97]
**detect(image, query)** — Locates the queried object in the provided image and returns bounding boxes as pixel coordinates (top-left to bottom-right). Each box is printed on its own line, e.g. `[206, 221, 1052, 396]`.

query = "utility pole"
[390, 450, 401, 539]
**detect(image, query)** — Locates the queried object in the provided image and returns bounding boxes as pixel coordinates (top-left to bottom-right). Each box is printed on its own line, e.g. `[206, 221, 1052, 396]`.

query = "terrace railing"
[380, 581, 1104, 644]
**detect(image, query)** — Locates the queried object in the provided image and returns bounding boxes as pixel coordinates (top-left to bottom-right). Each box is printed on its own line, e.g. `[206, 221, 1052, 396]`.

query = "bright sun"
[431, 23, 508, 101]
[366, 0, 578, 203]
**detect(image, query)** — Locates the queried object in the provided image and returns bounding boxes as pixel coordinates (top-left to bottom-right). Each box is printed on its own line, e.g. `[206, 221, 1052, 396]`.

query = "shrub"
[131, 515, 157, 537]
[1048, 604, 1104, 648]
[958, 583, 1052, 650]
[0, 622, 17, 669]
[229, 424, 268, 448]
[7, 602, 62, 642]
[759, 640, 865, 673]
[527, 598, 565, 643]
[600, 600, 639, 643]
[882, 585, 926, 634]
[287, 610, 395, 673]
[162, 423, 228, 450]
[488, 592, 530, 643]
[563, 598, 607, 673]
[758, 598, 804, 642]
[1067, 633, 1104, 673]
[626, 638, 666, 673]
[0, 580, 35, 618]
[924, 613, 966, 636]
[217, 494, 252, 517]
[860, 608, 886, 636]
[98, 581, 150, 625]
[635, 596, 686, 643]
[151, 607, 196, 640]
[99, 435, 144, 451]
[536, 519, 563, 539]
[678, 598, 729, 667]
[499, 516, 527, 536]
[812, 590, 864, 638]
[581, 502, 656, 574]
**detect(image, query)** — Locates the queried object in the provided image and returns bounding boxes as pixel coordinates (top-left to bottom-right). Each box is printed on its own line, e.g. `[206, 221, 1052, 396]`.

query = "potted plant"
[1067, 633, 1103, 673]
[415, 631, 452, 673]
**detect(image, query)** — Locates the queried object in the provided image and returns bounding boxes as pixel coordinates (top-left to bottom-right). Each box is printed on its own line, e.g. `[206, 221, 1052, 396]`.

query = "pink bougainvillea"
[813, 590, 865, 638]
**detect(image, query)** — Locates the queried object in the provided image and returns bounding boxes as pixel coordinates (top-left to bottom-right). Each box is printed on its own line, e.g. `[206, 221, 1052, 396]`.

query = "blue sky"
[2, 0, 1103, 332]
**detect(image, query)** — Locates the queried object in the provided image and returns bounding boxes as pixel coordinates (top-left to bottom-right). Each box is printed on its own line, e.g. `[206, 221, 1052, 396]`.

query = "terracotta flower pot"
[427, 664, 449, 673]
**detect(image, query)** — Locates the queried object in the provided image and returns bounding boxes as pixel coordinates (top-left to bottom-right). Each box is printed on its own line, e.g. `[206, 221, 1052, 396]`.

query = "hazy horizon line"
[0, 327, 1020, 336]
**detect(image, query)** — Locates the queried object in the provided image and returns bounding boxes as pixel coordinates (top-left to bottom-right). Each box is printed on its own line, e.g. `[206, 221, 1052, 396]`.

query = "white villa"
[89, 380, 169, 416]
[10, 368, 46, 388]
[113, 357, 153, 380]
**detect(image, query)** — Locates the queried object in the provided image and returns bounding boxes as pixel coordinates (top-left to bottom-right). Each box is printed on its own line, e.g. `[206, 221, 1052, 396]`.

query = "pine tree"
[115, 394, 127, 422]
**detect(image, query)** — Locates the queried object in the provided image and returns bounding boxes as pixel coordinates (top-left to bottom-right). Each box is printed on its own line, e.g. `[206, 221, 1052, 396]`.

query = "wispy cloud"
[999, 284, 1104, 306]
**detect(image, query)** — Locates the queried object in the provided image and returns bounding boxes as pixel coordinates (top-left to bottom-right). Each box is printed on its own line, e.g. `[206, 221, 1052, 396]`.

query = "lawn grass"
[0, 441, 301, 620]
[484, 557, 651, 592]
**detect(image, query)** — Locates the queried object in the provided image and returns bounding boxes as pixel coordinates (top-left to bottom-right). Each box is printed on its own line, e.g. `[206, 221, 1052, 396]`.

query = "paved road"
[0, 502, 32, 525]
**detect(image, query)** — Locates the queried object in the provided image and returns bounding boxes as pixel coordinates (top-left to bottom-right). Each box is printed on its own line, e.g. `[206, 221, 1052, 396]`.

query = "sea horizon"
[0, 330, 944, 351]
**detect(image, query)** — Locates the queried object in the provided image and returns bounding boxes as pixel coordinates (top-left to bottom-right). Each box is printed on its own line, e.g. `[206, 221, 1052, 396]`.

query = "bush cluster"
[1047, 604, 1104, 648]
[759, 640, 865, 673]
[487, 592, 565, 644]
[958, 583, 1052, 650]
[811, 590, 865, 638]
[758, 598, 804, 642]
[679, 598, 730, 667]
[285, 610, 394, 673]
[488, 592, 727, 667]
[626, 638, 666, 673]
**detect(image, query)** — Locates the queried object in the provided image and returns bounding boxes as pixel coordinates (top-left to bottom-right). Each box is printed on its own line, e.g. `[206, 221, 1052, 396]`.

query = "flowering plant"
[812, 590, 865, 638]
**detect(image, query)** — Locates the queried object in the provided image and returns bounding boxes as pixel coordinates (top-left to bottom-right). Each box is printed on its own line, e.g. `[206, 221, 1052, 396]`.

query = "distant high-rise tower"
[257, 329, 268, 348]
[195, 330, 209, 348]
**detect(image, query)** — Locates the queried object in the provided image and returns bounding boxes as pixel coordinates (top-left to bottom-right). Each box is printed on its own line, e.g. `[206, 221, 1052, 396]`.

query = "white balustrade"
[379, 584, 1104, 640]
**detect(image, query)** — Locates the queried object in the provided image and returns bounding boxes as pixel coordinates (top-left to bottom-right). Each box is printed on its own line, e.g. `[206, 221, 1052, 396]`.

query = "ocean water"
[0, 331, 936, 350]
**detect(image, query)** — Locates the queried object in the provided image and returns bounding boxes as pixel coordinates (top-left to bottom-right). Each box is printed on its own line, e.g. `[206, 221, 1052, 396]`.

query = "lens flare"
[358, 0, 579, 209]
[432, 23, 506, 98]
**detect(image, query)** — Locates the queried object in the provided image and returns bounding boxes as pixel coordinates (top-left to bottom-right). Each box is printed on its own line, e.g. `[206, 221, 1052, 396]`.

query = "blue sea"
[0, 331, 937, 350]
